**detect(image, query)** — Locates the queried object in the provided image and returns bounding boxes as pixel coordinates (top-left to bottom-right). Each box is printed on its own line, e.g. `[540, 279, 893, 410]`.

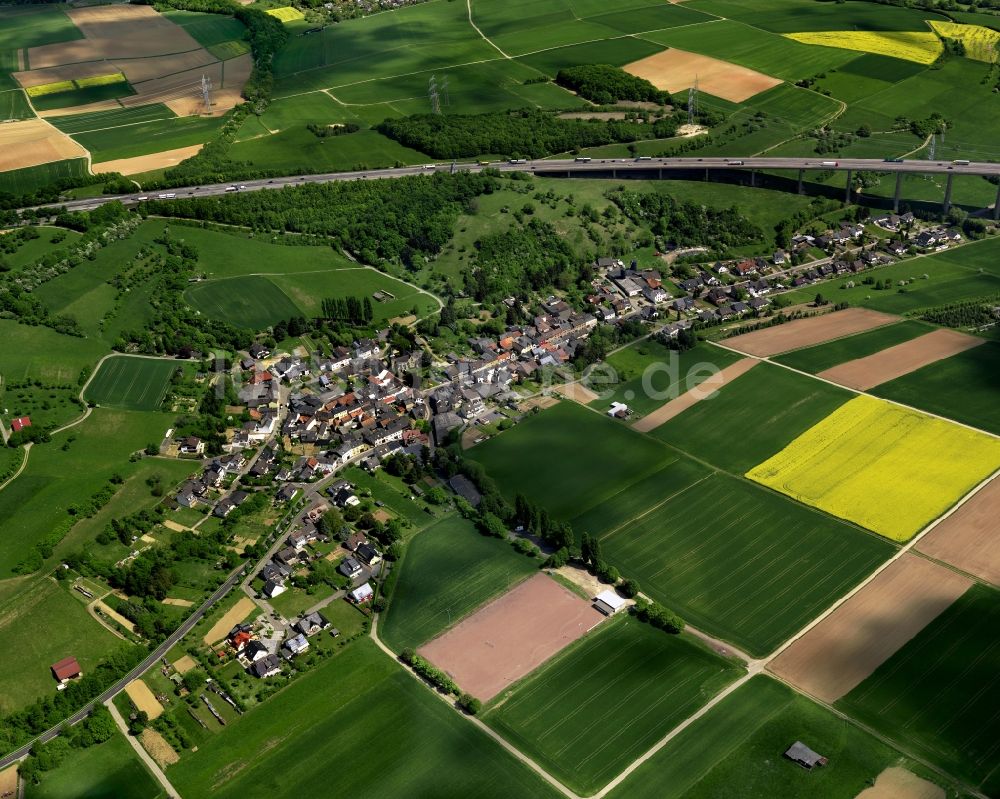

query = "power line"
[428, 75, 440, 115]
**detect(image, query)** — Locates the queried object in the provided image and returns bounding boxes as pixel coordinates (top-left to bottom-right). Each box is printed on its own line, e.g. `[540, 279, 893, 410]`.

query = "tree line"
[321, 295, 374, 323]
[376, 109, 685, 159]
[555, 64, 669, 105]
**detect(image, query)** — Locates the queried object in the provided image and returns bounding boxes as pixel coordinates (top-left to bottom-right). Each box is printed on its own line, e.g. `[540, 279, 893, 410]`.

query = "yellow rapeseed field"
[784, 30, 943, 65]
[74, 73, 127, 89]
[26, 80, 75, 97]
[746, 395, 1000, 542]
[929, 20, 1000, 63]
[264, 6, 304, 22]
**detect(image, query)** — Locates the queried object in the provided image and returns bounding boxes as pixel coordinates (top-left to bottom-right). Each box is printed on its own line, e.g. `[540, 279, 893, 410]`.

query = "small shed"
[784, 741, 828, 770]
[593, 589, 627, 616]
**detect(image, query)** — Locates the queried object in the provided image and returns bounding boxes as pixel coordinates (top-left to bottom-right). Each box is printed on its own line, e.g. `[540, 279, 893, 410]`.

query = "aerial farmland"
[0, 0, 999, 797]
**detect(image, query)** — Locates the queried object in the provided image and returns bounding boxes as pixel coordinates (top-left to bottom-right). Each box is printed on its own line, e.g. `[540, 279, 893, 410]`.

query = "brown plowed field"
[856, 767, 944, 799]
[725, 308, 899, 357]
[917, 476, 1000, 586]
[125, 678, 164, 719]
[418, 572, 605, 702]
[817, 328, 983, 390]
[0, 119, 87, 171]
[624, 47, 781, 102]
[768, 554, 971, 703]
[94, 144, 204, 175]
[632, 358, 758, 432]
[203, 596, 256, 645]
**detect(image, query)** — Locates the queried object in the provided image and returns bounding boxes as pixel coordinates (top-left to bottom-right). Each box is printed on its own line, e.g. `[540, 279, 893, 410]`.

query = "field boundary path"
[106, 698, 181, 799]
[0, 444, 30, 495]
[466, 0, 510, 59]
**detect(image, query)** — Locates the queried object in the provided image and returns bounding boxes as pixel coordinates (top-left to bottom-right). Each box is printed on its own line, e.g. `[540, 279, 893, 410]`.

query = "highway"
[45, 156, 1000, 214]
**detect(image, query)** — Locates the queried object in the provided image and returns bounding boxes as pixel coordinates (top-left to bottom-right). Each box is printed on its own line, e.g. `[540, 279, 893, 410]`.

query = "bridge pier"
[943, 172, 954, 214]
[705, 167, 709, 182]
[845, 169, 852, 203]
[750, 169, 756, 188]
[893, 172, 903, 213]
[611, 169, 617, 179]
[658, 168, 663, 180]
[797, 169, 804, 194]
[994, 182, 1000, 222]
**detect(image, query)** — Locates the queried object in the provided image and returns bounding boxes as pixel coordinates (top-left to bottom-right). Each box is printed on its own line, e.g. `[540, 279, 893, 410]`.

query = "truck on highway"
[575, 156, 592, 162]
[225, 186, 237, 192]
[156, 193, 176, 199]
[953, 159, 970, 165]
[636, 156, 652, 161]
[509, 159, 528, 164]
[727, 160, 744, 166]
[884, 157, 904, 163]
[821, 161, 839, 167]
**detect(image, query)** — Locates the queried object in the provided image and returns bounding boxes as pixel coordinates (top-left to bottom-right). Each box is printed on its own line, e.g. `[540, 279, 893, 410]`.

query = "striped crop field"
[746, 395, 1000, 542]
[83, 356, 176, 411]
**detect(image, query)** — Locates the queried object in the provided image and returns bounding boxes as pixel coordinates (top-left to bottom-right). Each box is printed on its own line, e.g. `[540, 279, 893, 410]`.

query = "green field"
[839, 584, 1000, 795]
[228, 127, 429, 173]
[773, 320, 933, 373]
[30, 81, 135, 113]
[48, 104, 176, 136]
[184, 275, 302, 329]
[162, 9, 247, 48]
[468, 401, 674, 520]
[605, 674, 910, 799]
[0, 88, 34, 120]
[595, 473, 893, 656]
[75, 115, 224, 163]
[485, 616, 742, 794]
[637, 18, 856, 81]
[784, 238, 1000, 312]
[380, 514, 538, 652]
[167, 639, 562, 798]
[0, 158, 90, 195]
[650, 362, 852, 473]
[25, 728, 164, 799]
[873, 341, 1000, 436]
[588, 341, 742, 418]
[0, 408, 173, 576]
[0, 319, 107, 383]
[0, 5, 82, 52]
[687, 0, 947, 33]
[0, 579, 131, 711]
[83, 356, 176, 411]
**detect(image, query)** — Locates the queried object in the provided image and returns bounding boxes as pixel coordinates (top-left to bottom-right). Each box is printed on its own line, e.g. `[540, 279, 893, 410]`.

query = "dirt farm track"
[418, 573, 606, 702]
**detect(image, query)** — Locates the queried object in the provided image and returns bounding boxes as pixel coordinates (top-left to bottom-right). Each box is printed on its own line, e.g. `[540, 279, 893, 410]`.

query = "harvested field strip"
[723, 307, 899, 357]
[769, 554, 971, 703]
[856, 767, 944, 799]
[632, 358, 757, 432]
[484, 616, 742, 795]
[838, 584, 1000, 793]
[0, 118, 88, 172]
[418, 573, 605, 702]
[624, 47, 781, 102]
[815, 328, 983, 391]
[916, 476, 1000, 586]
[773, 319, 931, 373]
[600, 473, 892, 656]
[747, 395, 1000, 542]
[125, 678, 164, 720]
[784, 30, 943, 65]
[202, 596, 255, 645]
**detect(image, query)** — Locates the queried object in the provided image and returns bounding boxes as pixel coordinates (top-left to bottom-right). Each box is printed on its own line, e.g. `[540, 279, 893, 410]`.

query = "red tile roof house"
[51, 656, 82, 684]
[10, 416, 31, 433]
